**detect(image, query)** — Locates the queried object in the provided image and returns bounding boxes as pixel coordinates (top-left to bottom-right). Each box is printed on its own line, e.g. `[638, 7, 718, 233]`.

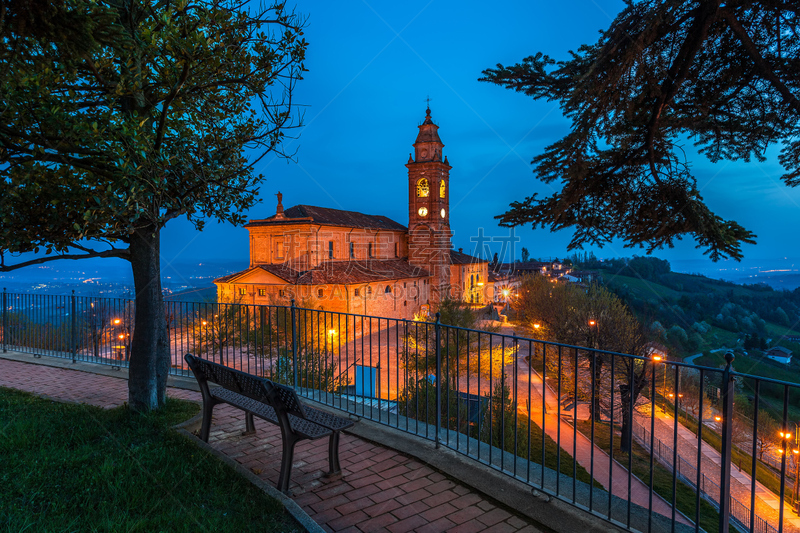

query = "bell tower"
[407, 106, 452, 305]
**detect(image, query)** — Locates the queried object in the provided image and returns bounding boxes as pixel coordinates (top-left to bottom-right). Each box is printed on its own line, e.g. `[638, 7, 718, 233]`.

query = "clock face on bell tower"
[406, 106, 452, 304]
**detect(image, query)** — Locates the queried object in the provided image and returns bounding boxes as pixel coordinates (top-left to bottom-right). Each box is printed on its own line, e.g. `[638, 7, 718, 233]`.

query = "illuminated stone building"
[215, 108, 491, 319]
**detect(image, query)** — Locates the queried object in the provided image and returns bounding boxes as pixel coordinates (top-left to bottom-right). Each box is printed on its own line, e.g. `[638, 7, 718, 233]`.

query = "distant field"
[166, 285, 218, 303]
[763, 320, 800, 339]
[696, 351, 800, 420]
[599, 269, 784, 301]
[703, 326, 739, 350]
[600, 272, 683, 300]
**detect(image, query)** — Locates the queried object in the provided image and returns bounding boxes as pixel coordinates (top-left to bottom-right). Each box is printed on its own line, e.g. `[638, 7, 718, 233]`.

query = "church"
[215, 107, 492, 320]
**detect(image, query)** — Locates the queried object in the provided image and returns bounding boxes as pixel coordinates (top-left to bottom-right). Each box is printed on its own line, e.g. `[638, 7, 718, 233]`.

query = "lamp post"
[777, 429, 797, 510]
[651, 354, 665, 399]
[792, 447, 800, 509]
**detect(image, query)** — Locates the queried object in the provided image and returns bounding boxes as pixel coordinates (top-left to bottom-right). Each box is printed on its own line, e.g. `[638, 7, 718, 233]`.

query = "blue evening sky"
[161, 0, 799, 268]
[7, 0, 800, 285]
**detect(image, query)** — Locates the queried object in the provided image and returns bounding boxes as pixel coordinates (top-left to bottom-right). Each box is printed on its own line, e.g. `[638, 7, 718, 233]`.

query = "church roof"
[450, 249, 487, 265]
[215, 259, 429, 285]
[415, 107, 442, 145]
[246, 205, 406, 231]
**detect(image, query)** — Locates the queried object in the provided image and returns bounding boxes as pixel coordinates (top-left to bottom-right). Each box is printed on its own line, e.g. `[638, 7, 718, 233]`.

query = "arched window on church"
[470, 274, 474, 287]
[440, 180, 446, 198]
[385, 285, 391, 294]
[367, 286, 373, 296]
[417, 178, 429, 197]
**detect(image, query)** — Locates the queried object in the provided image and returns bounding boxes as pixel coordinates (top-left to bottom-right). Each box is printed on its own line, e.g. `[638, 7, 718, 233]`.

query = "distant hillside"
[574, 256, 800, 360]
[165, 286, 217, 303]
[732, 273, 800, 291]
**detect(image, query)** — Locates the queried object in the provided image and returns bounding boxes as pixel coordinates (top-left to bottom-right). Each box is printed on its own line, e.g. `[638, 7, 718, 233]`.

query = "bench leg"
[200, 400, 216, 443]
[325, 431, 343, 478]
[277, 437, 299, 495]
[243, 412, 256, 436]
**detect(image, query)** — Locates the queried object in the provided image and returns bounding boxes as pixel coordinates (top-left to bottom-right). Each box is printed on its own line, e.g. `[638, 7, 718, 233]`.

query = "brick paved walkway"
[0, 357, 544, 533]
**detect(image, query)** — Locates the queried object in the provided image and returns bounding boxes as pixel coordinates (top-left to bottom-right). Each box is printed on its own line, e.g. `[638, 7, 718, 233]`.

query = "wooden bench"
[184, 354, 355, 493]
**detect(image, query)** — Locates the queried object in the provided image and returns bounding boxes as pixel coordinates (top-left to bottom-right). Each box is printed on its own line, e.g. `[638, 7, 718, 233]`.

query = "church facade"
[215, 108, 492, 319]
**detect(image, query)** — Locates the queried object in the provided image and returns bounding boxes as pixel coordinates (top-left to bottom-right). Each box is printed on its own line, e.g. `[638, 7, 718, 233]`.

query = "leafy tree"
[0, 0, 307, 410]
[756, 409, 779, 460]
[521, 247, 531, 263]
[667, 325, 689, 348]
[679, 369, 702, 418]
[401, 299, 509, 386]
[481, 1, 800, 260]
[513, 275, 649, 423]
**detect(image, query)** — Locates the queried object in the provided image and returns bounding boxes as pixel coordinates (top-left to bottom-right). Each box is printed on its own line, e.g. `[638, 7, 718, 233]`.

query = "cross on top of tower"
[425, 95, 431, 115]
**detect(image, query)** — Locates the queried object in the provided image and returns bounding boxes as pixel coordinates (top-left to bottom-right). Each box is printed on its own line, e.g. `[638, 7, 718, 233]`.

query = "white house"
[765, 346, 793, 365]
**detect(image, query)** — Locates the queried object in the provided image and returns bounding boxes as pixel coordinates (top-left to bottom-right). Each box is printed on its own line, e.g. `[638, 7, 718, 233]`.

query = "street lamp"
[792, 447, 800, 509]
[650, 353, 668, 398]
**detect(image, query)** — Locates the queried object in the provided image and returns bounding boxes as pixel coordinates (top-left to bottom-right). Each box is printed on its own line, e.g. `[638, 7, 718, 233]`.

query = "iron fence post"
[719, 351, 735, 533]
[435, 312, 441, 449]
[291, 299, 298, 389]
[70, 290, 77, 363]
[2, 288, 6, 353]
[218, 303, 224, 364]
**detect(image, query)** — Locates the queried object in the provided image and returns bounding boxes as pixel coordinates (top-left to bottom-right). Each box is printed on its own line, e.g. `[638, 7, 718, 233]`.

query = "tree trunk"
[620, 408, 633, 453]
[127, 224, 170, 411]
[619, 383, 633, 453]
[592, 357, 604, 421]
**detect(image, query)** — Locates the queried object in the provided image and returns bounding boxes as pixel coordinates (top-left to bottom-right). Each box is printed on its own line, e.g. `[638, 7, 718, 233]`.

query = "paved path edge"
[0, 351, 622, 533]
[318, 404, 626, 533]
[174, 421, 325, 533]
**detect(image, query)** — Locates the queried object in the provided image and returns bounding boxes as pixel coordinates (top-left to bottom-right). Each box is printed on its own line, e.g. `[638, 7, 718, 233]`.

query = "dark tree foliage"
[0, 0, 307, 410]
[481, 1, 800, 261]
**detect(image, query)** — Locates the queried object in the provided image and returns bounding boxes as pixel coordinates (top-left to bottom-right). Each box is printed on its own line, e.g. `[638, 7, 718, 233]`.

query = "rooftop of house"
[767, 346, 793, 356]
[450, 249, 487, 265]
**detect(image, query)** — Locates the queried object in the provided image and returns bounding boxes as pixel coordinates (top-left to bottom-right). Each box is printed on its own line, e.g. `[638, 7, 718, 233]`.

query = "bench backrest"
[184, 354, 308, 420]
[185, 354, 271, 405]
[269, 382, 308, 419]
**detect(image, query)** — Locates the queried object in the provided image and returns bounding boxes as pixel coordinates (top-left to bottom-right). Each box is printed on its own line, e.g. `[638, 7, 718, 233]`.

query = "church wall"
[215, 277, 424, 321]
[248, 224, 408, 267]
[449, 262, 491, 304]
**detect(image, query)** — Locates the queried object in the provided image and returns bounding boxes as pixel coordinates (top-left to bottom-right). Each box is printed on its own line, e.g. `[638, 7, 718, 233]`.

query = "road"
[638, 405, 800, 532]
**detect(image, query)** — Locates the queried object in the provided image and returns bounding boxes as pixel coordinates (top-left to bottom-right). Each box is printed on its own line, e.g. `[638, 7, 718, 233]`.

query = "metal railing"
[634, 420, 777, 533]
[3, 289, 800, 533]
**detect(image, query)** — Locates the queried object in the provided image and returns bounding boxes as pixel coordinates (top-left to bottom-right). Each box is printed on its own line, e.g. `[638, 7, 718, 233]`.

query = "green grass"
[702, 326, 740, 352]
[0, 387, 300, 532]
[499, 413, 600, 487]
[576, 420, 726, 533]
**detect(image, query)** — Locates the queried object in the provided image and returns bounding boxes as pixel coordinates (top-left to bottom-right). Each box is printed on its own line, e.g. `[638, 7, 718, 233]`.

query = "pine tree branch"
[720, 7, 800, 116]
[644, 2, 720, 181]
